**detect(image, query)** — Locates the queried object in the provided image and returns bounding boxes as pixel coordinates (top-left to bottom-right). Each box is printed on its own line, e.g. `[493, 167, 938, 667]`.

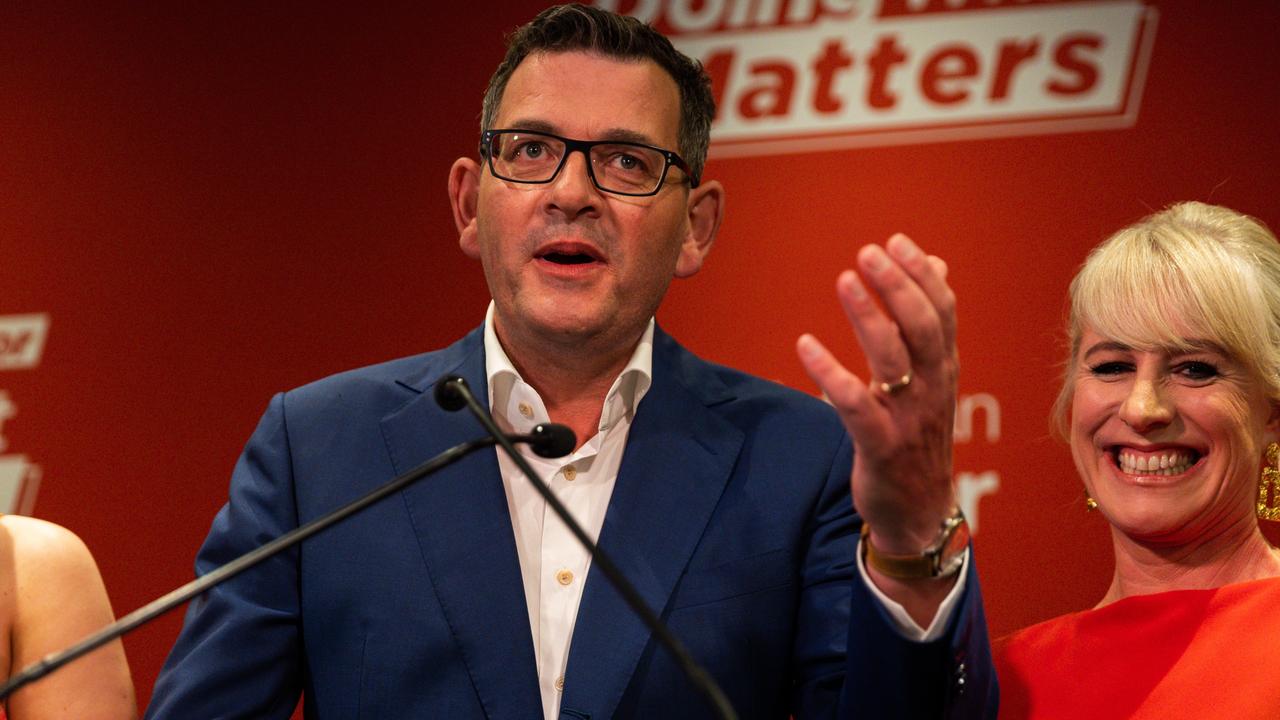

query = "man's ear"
[449, 157, 482, 259]
[674, 179, 724, 279]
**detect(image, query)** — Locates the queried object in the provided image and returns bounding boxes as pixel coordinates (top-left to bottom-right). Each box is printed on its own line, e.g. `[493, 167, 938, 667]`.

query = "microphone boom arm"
[443, 376, 739, 720]
[0, 433, 503, 699]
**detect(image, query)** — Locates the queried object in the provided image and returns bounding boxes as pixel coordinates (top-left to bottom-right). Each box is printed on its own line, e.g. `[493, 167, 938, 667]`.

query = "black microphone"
[436, 379, 576, 458]
[433, 375, 468, 412]
[0, 423, 564, 700]
[435, 375, 738, 720]
[520, 423, 577, 459]
[437, 379, 576, 458]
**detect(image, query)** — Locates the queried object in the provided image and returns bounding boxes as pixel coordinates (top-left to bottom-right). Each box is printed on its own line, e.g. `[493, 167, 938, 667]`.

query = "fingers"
[842, 241, 938, 387]
[833, 264, 913, 394]
[795, 333, 864, 410]
[886, 235, 957, 353]
[855, 235, 956, 368]
[927, 254, 948, 280]
[803, 233, 957, 414]
[795, 333, 891, 446]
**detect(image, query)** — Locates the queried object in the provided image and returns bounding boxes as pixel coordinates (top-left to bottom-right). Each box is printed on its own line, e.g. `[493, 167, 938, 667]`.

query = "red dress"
[995, 576, 1280, 719]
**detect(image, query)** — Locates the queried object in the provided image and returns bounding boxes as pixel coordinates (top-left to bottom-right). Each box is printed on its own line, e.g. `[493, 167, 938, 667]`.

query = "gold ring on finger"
[876, 372, 912, 396]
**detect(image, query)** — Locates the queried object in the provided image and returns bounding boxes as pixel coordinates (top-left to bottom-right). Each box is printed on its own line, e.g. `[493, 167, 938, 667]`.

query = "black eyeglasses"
[480, 129, 699, 197]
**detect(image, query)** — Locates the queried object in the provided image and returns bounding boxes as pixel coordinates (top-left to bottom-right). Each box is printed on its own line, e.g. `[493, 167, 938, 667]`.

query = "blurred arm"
[4, 514, 137, 720]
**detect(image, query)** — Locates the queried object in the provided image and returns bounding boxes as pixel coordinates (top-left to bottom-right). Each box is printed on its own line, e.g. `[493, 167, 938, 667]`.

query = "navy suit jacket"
[147, 326, 996, 719]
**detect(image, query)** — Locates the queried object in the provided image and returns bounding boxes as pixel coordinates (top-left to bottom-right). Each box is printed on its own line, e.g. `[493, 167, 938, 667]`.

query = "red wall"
[2, 0, 1277, 710]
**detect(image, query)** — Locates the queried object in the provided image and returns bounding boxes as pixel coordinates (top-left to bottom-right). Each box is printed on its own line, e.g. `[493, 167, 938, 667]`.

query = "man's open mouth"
[541, 252, 596, 265]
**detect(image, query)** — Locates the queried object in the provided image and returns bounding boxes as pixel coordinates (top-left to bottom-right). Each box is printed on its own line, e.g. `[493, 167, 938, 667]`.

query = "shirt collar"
[483, 301, 654, 435]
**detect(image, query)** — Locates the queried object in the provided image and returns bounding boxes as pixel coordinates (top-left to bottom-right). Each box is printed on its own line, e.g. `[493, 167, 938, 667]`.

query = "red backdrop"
[2, 0, 1277, 710]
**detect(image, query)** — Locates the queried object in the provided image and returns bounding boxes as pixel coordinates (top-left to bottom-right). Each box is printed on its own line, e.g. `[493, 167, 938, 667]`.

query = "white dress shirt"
[480, 303, 966, 720]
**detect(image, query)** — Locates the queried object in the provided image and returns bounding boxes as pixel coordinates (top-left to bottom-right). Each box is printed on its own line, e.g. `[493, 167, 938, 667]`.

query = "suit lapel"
[559, 331, 745, 719]
[379, 329, 541, 719]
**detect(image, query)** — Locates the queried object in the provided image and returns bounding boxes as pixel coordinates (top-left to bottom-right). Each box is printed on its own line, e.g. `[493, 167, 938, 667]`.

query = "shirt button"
[518, 402, 533, 418]
[563, 465, 577, 481]
[556, 569, 574, 586]
[555, 676, 565, 692]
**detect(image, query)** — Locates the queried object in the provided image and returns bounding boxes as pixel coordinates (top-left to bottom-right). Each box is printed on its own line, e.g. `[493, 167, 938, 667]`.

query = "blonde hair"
[1052, 201, 1280, 436]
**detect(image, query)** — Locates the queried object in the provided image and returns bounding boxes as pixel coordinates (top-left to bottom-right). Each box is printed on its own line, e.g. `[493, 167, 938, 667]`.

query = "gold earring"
[1085, 494, 1098, 512]
[1259, 442, 1280, 521]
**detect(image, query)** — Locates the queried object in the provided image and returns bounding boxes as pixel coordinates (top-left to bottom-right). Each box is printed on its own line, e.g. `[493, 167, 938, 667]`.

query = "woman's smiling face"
[1070, 326, 1280, 545]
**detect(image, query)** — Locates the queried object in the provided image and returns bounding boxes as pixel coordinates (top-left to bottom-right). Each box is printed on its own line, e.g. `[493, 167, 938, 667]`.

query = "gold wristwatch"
[861, 507, 969, 579]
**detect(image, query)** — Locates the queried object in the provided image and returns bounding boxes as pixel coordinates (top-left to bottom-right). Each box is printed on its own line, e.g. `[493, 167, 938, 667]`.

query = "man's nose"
[544, 149, 601, 217]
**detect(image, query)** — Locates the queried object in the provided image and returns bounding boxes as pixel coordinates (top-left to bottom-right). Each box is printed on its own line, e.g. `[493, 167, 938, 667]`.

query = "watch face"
[938, 517, 971, 571]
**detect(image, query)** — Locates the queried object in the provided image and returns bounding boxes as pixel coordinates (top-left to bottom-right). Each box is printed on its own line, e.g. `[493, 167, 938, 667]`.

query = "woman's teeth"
[1116, 448, 1197, 476]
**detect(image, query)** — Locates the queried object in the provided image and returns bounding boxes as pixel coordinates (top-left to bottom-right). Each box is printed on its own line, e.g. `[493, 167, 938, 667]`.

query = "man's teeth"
[1116, 448, 1197, 476]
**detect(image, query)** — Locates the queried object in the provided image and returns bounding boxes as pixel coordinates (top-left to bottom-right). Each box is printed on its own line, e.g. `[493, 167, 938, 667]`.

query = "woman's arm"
[3, 515, 136, 719]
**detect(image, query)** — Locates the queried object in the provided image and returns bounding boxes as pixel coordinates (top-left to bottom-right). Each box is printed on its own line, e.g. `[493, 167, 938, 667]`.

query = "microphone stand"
[439, 376, 739, 720]
[0, 430, 551, 699]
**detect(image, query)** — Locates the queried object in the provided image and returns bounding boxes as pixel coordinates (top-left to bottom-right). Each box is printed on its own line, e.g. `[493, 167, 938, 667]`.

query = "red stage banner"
[1, 0, 1276, 710]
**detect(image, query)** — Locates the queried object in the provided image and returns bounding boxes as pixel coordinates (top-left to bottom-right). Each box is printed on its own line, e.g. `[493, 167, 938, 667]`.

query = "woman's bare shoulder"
[0, 515, 99, 585]
[0, 514, 87, 544]
[0, 515, 137, 719]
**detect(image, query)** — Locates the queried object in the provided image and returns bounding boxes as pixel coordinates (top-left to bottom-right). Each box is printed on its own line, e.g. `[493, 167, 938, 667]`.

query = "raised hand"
[796, 233, 959, 596]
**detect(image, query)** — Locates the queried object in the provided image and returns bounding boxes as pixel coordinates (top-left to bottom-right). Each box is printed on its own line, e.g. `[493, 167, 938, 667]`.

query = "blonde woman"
[0, 515, 135, 719]
[996, 202, 1280, 718]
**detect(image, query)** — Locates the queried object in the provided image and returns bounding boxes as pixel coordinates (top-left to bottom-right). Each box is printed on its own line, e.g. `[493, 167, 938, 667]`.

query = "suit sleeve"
[145, 393, 304, 719]
[791, 433, 999, 719]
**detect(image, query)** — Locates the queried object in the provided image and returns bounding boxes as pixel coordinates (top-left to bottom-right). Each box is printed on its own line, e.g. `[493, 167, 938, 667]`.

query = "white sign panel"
[605, 0, 1157, 157]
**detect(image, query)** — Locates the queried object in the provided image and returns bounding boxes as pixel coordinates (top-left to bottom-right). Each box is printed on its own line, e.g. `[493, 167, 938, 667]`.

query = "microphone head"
[529, 423, 577, 458]
[433, 375, 470, 412]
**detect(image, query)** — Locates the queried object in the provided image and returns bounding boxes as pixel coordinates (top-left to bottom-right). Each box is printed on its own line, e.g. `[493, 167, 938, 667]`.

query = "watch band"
[861, 507, 969, 579]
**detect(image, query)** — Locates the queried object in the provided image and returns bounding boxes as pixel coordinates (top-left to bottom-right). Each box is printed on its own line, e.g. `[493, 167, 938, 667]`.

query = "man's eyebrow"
[501, 119, 558, 134]
[596, 128, 660, 146]
[499, 121, 662, 148]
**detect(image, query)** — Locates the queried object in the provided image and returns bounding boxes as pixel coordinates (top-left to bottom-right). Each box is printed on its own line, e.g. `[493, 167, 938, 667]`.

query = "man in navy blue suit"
[148, 4, 995, 718]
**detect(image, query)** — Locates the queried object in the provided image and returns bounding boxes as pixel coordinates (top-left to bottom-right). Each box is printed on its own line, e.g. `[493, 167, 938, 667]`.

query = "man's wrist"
[860, 507, 969, 579]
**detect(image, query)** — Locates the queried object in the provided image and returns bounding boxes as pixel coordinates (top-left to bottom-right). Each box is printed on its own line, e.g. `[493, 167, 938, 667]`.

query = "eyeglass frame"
[479, 128, 700, 197]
